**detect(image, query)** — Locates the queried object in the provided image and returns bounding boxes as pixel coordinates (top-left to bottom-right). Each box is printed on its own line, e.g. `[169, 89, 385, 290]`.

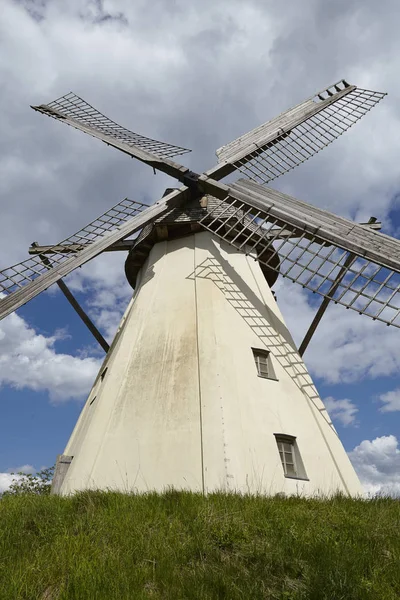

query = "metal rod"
[55, 278, 110, 353]
[298, 217, 378, 356]
[32, 243, 110, 353]
[298, 252, 356, 356]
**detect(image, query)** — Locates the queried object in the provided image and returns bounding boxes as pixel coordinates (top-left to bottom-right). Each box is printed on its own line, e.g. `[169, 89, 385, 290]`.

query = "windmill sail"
[200, 179, 400, 327]
[32, 93, 191, 179]
[0, 188, 186, 321]
[207, 80, 386, 184]
[4, 78, 394, 329]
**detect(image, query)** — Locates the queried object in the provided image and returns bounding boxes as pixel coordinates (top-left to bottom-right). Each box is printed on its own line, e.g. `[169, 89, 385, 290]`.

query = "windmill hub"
[125, 191, 280, 290]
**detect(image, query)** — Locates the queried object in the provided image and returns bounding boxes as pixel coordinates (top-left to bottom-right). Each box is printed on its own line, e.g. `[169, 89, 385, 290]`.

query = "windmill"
[1, 79, 398, 497]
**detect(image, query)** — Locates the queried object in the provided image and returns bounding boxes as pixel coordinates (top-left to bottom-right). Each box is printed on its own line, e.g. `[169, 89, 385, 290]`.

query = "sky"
[0, 0, 400, 496]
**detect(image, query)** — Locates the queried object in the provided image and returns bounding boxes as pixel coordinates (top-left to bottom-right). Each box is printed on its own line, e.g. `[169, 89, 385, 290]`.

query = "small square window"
[274, 434, 308, 480]
[252, 348, 276, 380]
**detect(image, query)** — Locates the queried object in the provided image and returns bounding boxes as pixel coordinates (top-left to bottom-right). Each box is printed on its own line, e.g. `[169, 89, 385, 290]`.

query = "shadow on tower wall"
[186, 237, 337, 438]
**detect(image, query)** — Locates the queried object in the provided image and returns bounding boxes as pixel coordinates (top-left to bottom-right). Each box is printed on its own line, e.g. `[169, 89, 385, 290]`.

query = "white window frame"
[252, 348, 277, 380]
[276, 436, 297, 477]
[274, 434, 308, 481]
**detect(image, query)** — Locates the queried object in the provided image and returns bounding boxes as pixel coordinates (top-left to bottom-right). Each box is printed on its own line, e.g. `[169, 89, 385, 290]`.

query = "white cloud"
[379, 388, 400, 412]
[6, 464, 36, 475]
[0, 472, 24, 495]
[323, 396, 358, 427]
[0, 464, 46, 494]
[349, 435, 400, 497]
[0, 308, 101, 402]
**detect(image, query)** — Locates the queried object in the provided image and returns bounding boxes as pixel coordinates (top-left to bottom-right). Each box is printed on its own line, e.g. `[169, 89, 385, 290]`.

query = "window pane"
[286, 463, 297, 476]
[253, 349, 273, 379]
[275, 436, 303, 479]
[255, 357, 261, 375]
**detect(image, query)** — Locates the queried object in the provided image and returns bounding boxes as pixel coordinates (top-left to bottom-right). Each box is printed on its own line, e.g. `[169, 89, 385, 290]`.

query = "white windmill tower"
[1, 80, 398, 497]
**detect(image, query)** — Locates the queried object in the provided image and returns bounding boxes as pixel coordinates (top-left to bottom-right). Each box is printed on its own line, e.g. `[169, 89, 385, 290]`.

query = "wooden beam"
[28, 221, 381, 259]
[0, 187, 188, 321]
[205, 84, 357, 182]
[29, 239, 137, 256]
[227, 180, 400, 274]
[32, 104, 190, 183]
[51, 455, 73, 495]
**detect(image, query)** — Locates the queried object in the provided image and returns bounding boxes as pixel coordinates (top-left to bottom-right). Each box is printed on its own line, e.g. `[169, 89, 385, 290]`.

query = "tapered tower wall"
[59, 230, 363, 497]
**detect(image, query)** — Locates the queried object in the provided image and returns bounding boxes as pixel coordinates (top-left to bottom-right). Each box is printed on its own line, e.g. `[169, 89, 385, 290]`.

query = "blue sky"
[1, 0, 400, 495]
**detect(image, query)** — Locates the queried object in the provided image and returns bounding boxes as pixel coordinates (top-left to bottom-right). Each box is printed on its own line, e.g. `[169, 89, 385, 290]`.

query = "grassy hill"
[0, 490, 399, 599]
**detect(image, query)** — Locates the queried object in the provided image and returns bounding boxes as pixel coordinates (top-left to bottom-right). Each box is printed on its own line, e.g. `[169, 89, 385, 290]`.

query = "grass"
[0, 491, 399, 599]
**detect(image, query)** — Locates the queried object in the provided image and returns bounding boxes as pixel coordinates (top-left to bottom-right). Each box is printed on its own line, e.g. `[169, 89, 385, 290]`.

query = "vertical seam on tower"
[193, 234, 205, 494]
[245, 254, 351, 497]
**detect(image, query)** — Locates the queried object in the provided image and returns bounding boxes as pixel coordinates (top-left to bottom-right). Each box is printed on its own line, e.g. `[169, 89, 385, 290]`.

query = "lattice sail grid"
[232, 88, 386, 185]
[0, 198, 147, 296]
[200, 198, 400, 328]
[34, 93, 191, 159]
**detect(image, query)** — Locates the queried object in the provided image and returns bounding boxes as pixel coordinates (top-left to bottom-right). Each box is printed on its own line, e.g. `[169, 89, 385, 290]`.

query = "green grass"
[0, 491, 399, 599]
